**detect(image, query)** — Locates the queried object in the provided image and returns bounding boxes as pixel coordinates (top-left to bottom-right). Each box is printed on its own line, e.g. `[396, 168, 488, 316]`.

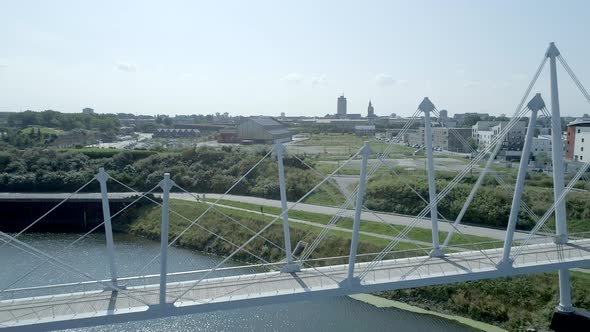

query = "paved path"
[204, 201, 433, 247]
[172, 193, 535, 242]
[0, 192, 547, 242]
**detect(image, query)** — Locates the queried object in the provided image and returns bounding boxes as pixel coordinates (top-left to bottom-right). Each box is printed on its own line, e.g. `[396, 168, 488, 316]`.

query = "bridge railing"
[0, 248, 424, 300]
[0, 235, 553, 299]
[0, 263, 268, 301]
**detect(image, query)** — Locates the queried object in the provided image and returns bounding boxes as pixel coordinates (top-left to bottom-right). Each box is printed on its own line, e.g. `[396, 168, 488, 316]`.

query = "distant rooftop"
[568, 118, 590, 127]
[249, 117, 283, 127]
[156, 128, 200, 133]
[354, 125, 375, 130]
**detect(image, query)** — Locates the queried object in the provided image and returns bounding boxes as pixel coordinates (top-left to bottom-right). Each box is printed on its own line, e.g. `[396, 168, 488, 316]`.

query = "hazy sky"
[1, 0, 590, 117]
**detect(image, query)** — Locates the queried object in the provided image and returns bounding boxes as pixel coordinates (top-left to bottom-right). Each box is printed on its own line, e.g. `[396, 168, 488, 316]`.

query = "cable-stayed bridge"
[1, 42, 590, 331]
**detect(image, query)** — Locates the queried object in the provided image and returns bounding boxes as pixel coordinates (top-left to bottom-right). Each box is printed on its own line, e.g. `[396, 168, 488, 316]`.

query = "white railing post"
[546, 42, 573, 313]
[159, 173, 174, 306]
[345, 142, 371, 284]
[275, 144, 300, 273]
[498, 94, 542, 268]
[419, 97, 444, 257]
[96, 168, 118, 288]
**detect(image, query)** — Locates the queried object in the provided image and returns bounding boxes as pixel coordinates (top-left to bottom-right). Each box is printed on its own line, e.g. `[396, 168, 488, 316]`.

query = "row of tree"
[0, 146, 321, 202]
[364, 170, 590, 231]
[0, 128, 58, 148]
[7, 110, 120, 132]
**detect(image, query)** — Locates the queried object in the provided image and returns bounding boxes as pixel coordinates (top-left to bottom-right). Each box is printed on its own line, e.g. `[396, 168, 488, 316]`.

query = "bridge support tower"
[546, 42, 574, 314]
[159, 173, 174, 306]
[498, 94, 542, 269]
[96, 168, 119, 289]
[342, 142, 371, 286]
[276, 144, 300, 273]
[419, 98, 444, 257]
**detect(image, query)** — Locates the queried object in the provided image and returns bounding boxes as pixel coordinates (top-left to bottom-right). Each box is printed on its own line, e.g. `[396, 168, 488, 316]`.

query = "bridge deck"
[1, 239, 589, 330]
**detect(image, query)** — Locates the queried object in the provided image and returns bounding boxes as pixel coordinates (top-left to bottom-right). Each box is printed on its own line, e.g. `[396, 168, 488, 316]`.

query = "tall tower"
[367, 100, 375, 118]
[337, 95, 347, 118]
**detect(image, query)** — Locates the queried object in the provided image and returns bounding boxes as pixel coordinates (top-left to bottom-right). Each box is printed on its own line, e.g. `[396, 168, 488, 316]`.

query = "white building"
[472, 121, 498, 148]
[566, 118, 590, 162]
[472, 120, 527, 160]
[531, 135, 552, 157]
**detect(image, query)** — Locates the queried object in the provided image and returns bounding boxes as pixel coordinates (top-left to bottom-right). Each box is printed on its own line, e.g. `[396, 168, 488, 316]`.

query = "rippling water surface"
[1, 233, 479, 331]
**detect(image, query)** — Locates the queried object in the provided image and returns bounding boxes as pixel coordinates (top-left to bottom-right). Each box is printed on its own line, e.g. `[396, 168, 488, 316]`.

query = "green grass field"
[123, 198, 418, 264]
[22, 126, 64, 135]
[203, 198, 499, 248]
[288, 133, 415, 157]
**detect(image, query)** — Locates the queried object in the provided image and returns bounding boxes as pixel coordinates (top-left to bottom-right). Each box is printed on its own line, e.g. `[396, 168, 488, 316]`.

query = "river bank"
[349, 294, 506, 332]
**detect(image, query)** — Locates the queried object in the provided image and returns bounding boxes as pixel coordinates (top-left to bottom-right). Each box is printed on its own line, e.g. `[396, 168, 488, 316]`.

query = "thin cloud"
[281, 73, 327, 86]
[116, 63, 137, 73]
[281, 73, 303, 84]
[375, 73, 406, 87]
[310, 74, 327, 86]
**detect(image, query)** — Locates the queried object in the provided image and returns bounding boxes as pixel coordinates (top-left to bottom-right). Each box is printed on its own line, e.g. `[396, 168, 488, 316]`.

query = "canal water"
[1, 233, 479, 331]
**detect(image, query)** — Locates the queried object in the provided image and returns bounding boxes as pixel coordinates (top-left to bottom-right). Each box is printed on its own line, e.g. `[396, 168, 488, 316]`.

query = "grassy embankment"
[118, 198, 418, 266]
[119, 198, 590, 331]
[379, 272, 590, 331]
[203, 198, 499, 249]
[289, 133, 415, 158]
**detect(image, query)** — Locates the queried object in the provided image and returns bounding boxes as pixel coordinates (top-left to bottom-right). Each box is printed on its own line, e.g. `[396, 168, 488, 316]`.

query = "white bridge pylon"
[1, 42, 590, 331]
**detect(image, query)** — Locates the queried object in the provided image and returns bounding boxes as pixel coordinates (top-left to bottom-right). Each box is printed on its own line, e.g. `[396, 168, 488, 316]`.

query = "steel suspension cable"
[357, 106, 533, 279]
[440, 110, 554, 240]
[172, 185, 283, 260]
[165, 148, 274, 249]
[292, 155, 432, 257]
[298, 182, 362, 261]
[128, 147, 275, 278]
[1, 184, 160, 292]
[172, 149, 361, 303]
[375, 157, 479, 255]
[511, 160, 590, 260]
[298, 109, 425, 261]
[0, 231, 151, 306]
[106, 179, 343, 297]
[109, 179, 276, 277]
[420, 108, 500, 263]
[558, 55, 590, 105]
[0, 177, 96, 249]
[435, 54, 548, 246]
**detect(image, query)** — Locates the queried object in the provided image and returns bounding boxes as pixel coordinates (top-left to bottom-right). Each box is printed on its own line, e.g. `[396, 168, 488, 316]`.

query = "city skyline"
[1, 1, 590, 117]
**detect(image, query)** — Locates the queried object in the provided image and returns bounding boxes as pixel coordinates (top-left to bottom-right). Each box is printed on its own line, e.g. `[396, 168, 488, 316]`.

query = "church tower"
[367, 100, 375, 118]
